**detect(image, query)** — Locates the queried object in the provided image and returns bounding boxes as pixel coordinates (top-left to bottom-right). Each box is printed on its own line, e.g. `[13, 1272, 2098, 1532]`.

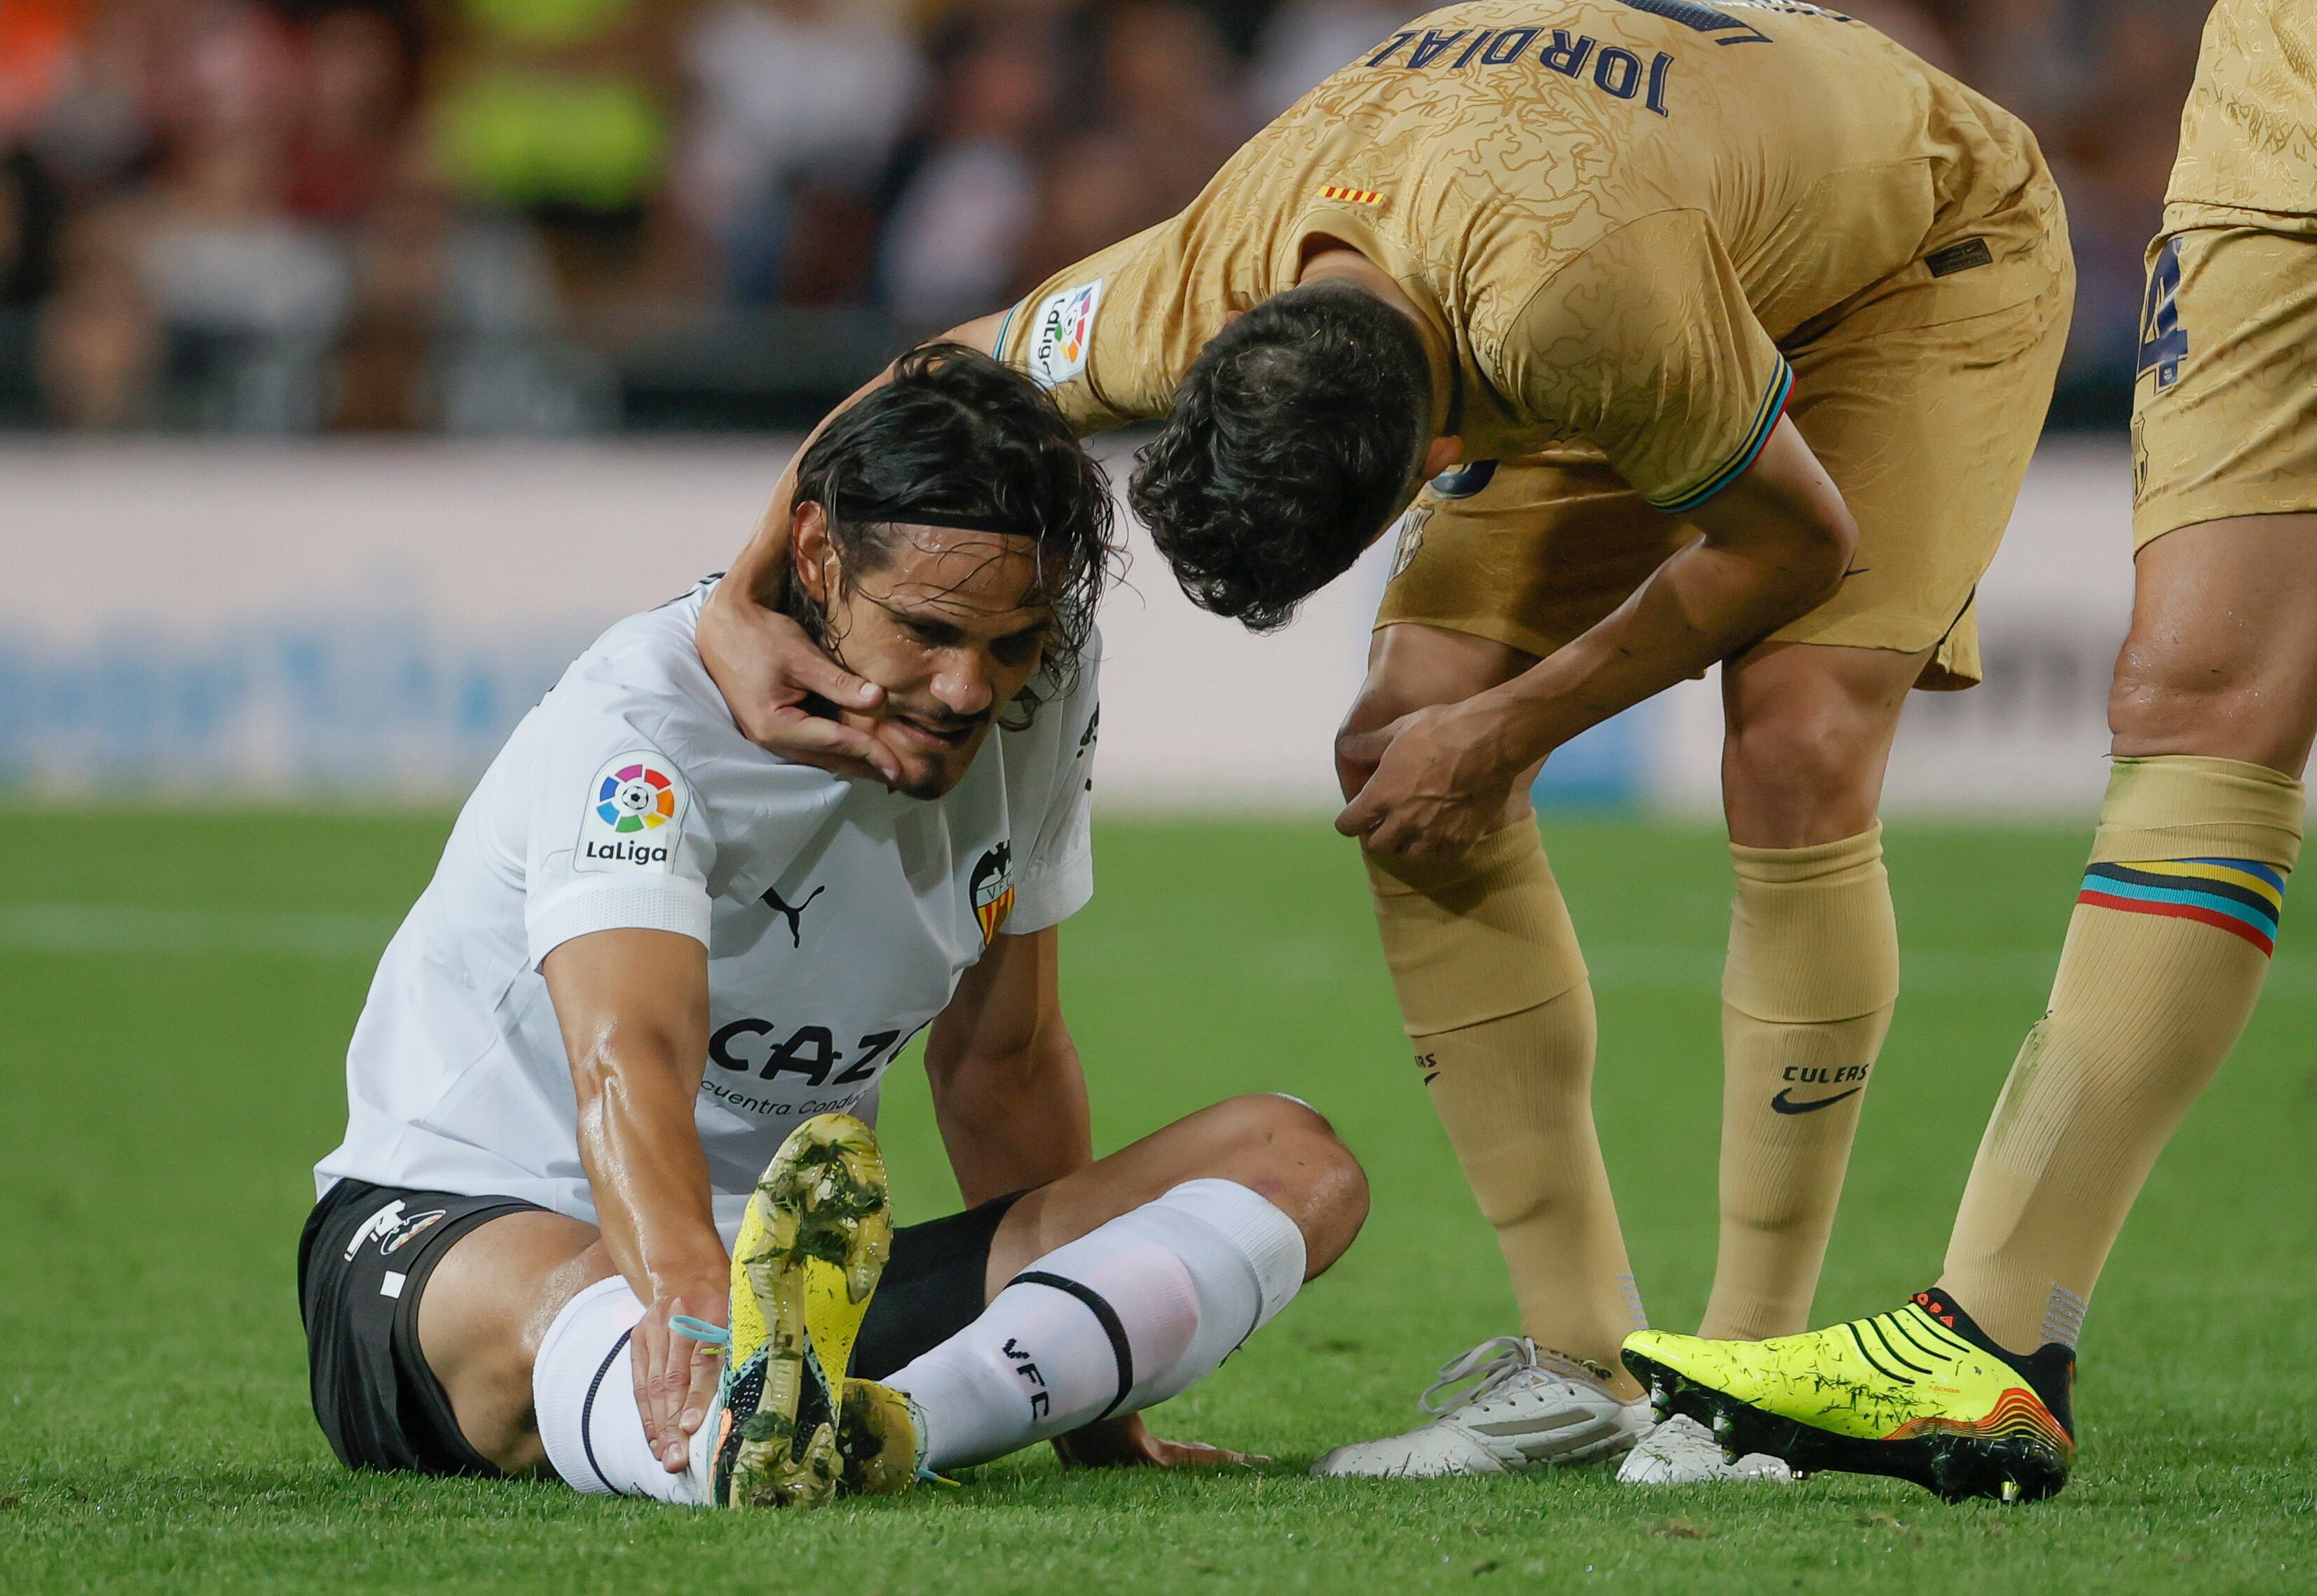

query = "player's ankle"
[1909, 1286, 2076, 1438]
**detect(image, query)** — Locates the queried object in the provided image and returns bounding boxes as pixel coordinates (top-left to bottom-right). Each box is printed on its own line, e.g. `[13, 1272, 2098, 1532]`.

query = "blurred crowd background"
[0, 0, 2206, 435]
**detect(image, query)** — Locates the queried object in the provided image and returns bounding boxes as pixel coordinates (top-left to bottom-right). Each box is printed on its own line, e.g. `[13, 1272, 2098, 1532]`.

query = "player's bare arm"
[1337, 420, 1859, 856]
[924, 925, 1094, 1206]
[697, 313, 1009, 778]
[540, 926, 726, 1473]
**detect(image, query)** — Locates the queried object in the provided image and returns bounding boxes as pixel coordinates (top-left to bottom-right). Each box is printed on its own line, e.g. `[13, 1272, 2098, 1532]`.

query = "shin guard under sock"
[533, 1276, 700, 1503]
[887, 1180, 1306, 1471]
[1702, 825, 1899, 1342]
[1365, 821, 1643, 1381]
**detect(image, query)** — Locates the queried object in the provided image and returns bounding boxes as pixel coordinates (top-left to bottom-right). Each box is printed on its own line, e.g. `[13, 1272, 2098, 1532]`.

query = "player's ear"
[792, 501, 839, 608]
[1421, 436, 1464, 481]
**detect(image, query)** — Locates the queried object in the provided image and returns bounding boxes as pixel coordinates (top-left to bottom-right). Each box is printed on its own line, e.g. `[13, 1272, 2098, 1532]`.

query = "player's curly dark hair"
[786, 343, 1120, 721]
[1128, 282, 1434, 632]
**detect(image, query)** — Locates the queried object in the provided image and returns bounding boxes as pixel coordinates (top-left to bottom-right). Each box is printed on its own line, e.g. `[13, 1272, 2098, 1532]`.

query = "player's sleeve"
[1002, 642, 1102, 936]
[519, 672, 718, 969]
[1499, 210, 1791, 515]
[993, 224, 1189, 435]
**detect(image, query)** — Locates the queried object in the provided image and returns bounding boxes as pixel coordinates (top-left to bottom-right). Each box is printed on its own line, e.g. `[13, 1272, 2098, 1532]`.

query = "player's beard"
[884, 711, 994, 800]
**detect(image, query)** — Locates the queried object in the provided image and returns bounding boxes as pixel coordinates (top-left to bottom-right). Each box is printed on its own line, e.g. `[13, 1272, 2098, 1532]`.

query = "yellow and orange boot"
[1622, 1288, 2075, 1503]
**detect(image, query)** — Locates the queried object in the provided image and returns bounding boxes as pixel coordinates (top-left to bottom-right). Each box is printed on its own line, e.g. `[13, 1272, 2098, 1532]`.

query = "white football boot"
[1615, 1413, 1796, 1486]
[1310, 1336, 1650, 1478]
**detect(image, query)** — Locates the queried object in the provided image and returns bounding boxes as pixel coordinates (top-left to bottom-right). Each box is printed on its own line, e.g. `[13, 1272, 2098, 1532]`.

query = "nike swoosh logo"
[1771, 1086, 1864, 1115]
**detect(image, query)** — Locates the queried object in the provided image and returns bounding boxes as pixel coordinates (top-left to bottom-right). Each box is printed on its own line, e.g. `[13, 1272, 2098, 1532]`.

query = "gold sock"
[1365, 821, 1644, 1385]
[1700, 824, 1900, 1342]
[1941, 756, 2304, 1353]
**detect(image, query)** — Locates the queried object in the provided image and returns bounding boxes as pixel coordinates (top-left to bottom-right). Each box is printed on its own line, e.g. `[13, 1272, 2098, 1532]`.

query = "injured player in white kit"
[296, 348, 1369, 1504]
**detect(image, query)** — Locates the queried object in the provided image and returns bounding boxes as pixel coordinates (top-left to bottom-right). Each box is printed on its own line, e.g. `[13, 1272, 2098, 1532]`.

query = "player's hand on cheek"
[1334, 700, 1518, 858]
[630, 1283, 730, 1472]
[696, 583, 903, 784]
[1050, 1412, 1266, 1470]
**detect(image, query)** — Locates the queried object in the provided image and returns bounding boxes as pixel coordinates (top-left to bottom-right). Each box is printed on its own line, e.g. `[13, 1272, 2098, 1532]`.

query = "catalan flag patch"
[2078, 857, 2286, 955]
[1320, 185, 1385, 205]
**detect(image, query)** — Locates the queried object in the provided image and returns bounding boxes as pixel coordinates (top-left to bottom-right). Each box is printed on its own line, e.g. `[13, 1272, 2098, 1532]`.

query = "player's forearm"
[927, 1035, 1095, 1207]
[1484, 420, 1854, 761]
[1485, 531, 1843, 758]
[547, 932, 723, 1297]
[573, 1050, 726, 1296]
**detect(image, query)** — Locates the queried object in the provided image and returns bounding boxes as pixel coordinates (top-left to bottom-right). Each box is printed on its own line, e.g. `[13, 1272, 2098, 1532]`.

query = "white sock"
[887, 1179, 1307, 1470]
[532, 1276, 702, 1504]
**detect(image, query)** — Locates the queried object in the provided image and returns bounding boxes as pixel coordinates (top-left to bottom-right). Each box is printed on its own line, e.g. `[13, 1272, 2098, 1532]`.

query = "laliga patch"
[1028, 280, 1103, 388]
[577, 751, 688, 874]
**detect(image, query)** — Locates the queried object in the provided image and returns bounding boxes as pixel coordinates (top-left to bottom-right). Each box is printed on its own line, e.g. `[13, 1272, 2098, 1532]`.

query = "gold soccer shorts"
[1378, 238, 2074, 692]
[2131, 224, 2317, 550]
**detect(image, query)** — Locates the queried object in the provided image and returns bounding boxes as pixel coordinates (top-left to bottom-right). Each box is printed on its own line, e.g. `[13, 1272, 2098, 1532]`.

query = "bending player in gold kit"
[694, 1, 2074, 1483]
[1628, 0, 2317, 1503]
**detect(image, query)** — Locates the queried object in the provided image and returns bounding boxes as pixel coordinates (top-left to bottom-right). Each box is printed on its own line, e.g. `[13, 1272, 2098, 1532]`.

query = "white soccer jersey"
[315, 580, 1099, 1242]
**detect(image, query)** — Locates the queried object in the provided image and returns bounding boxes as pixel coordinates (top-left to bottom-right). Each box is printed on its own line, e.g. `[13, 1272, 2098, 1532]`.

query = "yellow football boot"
[1621, 1288, 2075, 1503]
[692, 1114, 917, 1508]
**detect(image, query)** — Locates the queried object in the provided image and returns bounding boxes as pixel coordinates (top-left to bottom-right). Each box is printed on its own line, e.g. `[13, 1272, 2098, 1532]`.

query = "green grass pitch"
[4, 808, 2315, 1593]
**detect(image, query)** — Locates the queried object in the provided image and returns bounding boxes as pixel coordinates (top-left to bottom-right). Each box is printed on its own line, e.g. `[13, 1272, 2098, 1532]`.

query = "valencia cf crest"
[971, 842, 1016, 946]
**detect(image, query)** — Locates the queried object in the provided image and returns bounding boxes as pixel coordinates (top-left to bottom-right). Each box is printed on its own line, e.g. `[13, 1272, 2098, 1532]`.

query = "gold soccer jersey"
[2166, 0, 2317, 230]
[996, 0, 2062, 514]
[2133, 0, 2317, 547]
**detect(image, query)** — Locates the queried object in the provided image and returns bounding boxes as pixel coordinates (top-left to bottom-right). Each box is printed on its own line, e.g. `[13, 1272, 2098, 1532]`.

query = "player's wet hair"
[1128, 282, 1433, 632]
[787, 343, 1119, 721]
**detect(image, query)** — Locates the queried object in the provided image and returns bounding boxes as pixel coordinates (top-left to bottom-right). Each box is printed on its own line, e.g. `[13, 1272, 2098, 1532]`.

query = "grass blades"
[2, 810, 2314, 1592]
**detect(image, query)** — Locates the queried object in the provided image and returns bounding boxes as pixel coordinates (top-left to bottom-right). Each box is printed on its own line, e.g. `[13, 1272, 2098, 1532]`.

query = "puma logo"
[760, 883, 826, 948]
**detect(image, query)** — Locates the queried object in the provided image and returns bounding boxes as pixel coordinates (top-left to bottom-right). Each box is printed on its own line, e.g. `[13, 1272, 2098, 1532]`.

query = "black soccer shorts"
[298, 1176, 1020, 1476]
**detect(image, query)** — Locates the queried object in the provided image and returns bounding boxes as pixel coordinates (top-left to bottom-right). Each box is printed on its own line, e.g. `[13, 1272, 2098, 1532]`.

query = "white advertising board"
[0, 437, 2149, 818]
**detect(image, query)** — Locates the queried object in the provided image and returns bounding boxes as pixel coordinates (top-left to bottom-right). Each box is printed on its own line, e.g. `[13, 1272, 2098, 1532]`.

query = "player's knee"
[1723, 710, 1875, 833]
[1334, 721, 1374, 802]
[1203, 1089, 1331, 1147]
[1205, 1093, 1369, 1269]
[2107, 636, 2260, 752]
[1337, 693, 1414, 800]
[1337, 629, 1530, 800]
[2107, 658, 2175, 750]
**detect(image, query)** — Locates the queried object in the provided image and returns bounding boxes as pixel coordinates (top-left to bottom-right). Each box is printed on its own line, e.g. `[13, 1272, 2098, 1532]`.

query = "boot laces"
[1420, 1336, 1546, 1416]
